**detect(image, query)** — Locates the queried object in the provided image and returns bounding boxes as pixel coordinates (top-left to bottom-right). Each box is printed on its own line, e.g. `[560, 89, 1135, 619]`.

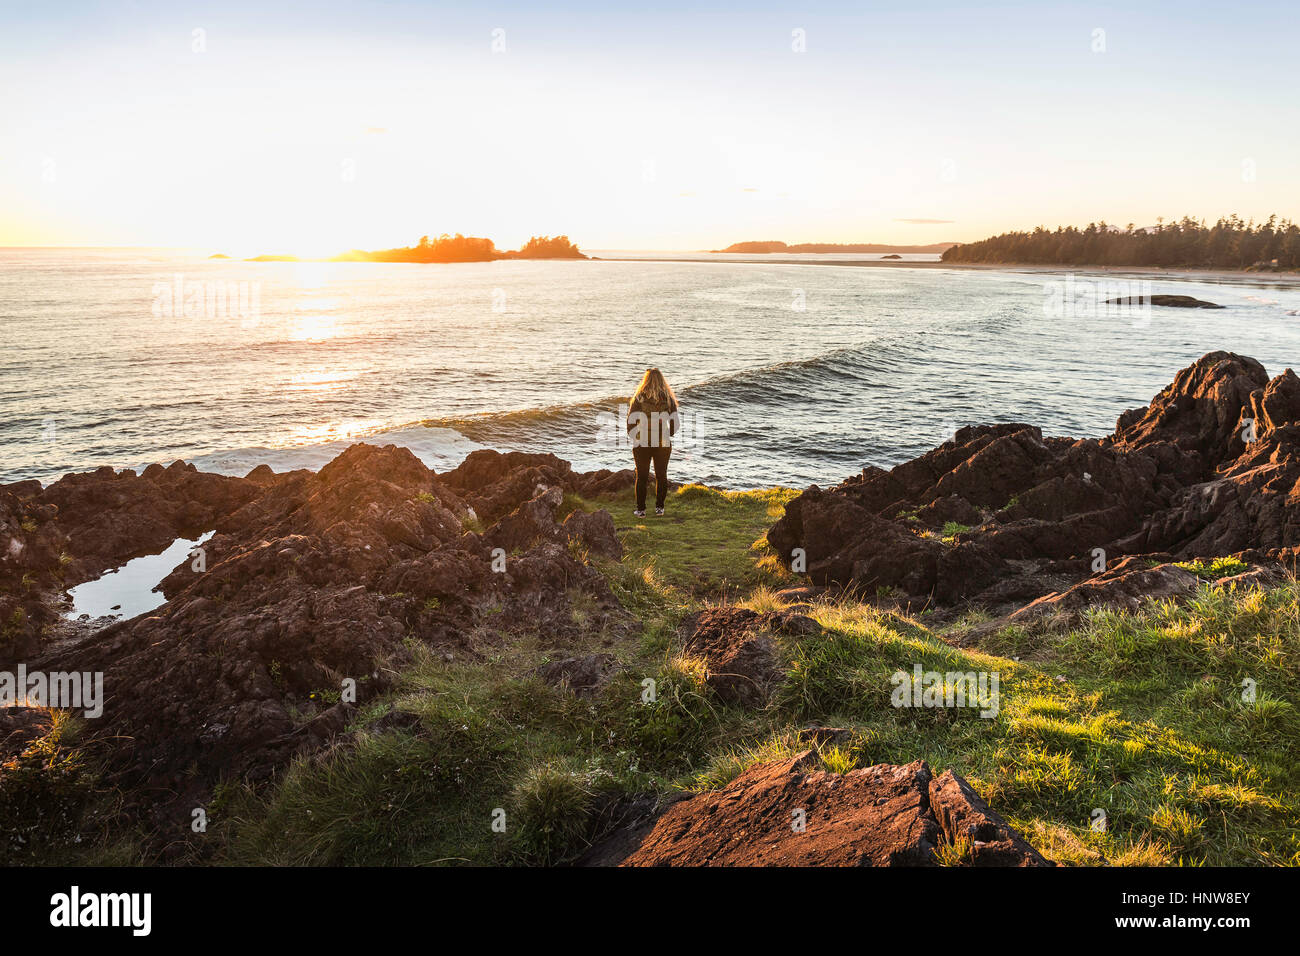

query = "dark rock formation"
[438, 449, 634, 524]
[1, 443, 630, 833]
[1106, 294, 1223, 309]
[769, 352, 1295, 618]
[40, 461, 260, 586]
[597, 751, 1050, 866]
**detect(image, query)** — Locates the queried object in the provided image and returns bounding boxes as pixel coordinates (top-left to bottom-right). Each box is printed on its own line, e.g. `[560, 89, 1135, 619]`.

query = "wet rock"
[1106, 294, 1223, 309]
[39, 459, 259, 585]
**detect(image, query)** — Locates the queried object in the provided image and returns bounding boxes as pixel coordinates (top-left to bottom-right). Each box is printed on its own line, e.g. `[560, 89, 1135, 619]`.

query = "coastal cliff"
[3, 352, 1299, 866]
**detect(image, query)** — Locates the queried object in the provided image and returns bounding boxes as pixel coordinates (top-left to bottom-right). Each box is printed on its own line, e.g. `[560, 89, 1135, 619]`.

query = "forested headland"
[941, 216, 1300, 270]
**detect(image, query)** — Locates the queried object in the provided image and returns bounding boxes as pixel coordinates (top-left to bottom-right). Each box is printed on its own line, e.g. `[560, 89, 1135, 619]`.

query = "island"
[237, 234, 586, 264]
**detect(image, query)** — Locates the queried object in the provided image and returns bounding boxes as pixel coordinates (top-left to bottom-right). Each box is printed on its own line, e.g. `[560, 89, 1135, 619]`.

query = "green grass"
[1175, 556, 1251, 579]
[940, 521, 973, 541]
[579, 484, 800, 598]
[21, 484, 1300, 867]
[0, 711, 143, 865]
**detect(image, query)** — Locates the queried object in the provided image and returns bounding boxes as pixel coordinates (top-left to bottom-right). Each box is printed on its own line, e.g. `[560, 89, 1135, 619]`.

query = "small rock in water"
[1106, 293, 1223, 309]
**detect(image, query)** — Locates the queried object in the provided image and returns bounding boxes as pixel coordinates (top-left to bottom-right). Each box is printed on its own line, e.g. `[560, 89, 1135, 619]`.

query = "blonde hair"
[631, 367, 676, 408]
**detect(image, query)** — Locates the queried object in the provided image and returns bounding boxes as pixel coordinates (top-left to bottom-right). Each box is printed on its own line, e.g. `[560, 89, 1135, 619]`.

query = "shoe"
[655, 508, 665, 516]
[633, 509, 646, 517]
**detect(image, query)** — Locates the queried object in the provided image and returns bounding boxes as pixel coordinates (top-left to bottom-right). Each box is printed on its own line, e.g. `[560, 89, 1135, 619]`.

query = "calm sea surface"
[4, 247, 1300, 489]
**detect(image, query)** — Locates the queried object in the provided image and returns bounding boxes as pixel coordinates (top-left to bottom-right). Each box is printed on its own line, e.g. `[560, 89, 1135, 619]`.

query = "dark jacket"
[626, 394, 679, 448]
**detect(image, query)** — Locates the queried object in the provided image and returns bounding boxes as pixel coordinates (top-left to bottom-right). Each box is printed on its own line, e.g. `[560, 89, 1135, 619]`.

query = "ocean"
[4, 247, 1300, 490]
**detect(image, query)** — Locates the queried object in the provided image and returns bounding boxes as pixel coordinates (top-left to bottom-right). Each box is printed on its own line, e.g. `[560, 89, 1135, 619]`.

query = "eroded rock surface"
[0, 443, 633, 831]
[602, 751, 1050, 867]
[768, 352, 1295, 618]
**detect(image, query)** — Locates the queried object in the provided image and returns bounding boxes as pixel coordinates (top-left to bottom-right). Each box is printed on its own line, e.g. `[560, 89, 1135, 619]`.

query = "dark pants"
[633, 445, 672, 510]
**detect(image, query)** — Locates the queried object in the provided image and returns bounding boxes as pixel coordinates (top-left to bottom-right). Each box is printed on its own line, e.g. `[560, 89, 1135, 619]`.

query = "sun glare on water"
[282, 370, 358, 393]
[290, 313, 343, 341]
[274, 419, 387, 448]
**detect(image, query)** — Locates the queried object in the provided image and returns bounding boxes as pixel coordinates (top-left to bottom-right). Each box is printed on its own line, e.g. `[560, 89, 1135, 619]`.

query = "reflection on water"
[283, 370, 359, 393]
[276, 419, 386, 447]
[65, 532, 214, 620]
[290, 313, 342, 341]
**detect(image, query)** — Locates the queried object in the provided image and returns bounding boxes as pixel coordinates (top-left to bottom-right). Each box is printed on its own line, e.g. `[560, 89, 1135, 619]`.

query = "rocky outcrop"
[0, 462, 261, 661]
[39, 461, 261, 586]
[438, 449, 633, 524]
[769, 352, 1297, 616]
[0, 486, 65, 660]
[1112, 352, 1266, 483]
[599, 751, 1050, 866]
[2, 443, 630, 833]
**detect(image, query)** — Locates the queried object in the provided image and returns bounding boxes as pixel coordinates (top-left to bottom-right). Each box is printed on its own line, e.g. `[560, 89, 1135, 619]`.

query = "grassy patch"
[1175, 556, 1251, 579]
[941, 521, 973, 542]
[580, 484, 800, 598]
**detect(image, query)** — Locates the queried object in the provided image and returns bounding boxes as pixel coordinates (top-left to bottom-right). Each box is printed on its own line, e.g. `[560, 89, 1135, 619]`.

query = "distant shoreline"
[710, 241, 956, 254]
[595, 255, 1300, 284]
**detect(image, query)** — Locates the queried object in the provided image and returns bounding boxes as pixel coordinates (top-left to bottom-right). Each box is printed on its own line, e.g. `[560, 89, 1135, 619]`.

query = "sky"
[1, 0, 1297, 254]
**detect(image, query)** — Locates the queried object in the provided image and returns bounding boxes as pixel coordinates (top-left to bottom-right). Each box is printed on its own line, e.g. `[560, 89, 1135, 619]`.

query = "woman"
[626, 368, 679, 517]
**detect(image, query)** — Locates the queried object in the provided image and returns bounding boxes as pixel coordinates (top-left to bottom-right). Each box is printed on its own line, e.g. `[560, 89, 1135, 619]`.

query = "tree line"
[941, 215, 1300, 270]
[330, 234, 585, 263]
